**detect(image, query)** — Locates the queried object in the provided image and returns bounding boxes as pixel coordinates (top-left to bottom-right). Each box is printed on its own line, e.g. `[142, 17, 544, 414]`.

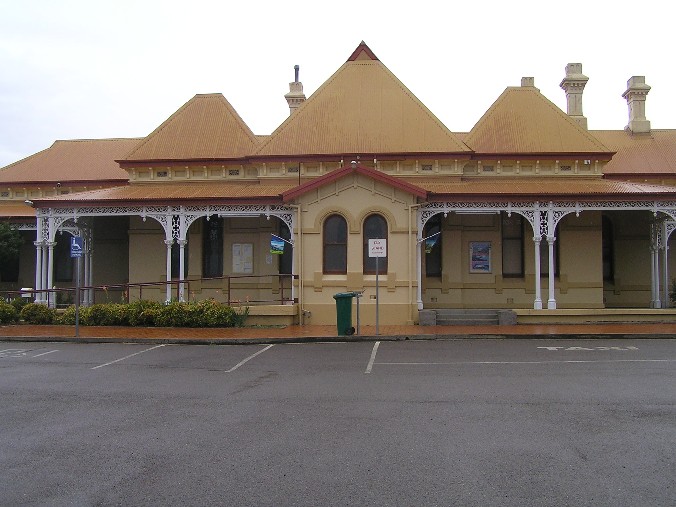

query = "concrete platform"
[2, 322, 676, 345]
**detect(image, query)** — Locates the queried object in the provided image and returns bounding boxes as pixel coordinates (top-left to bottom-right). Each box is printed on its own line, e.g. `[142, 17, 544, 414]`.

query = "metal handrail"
[1, 274, 298, 307]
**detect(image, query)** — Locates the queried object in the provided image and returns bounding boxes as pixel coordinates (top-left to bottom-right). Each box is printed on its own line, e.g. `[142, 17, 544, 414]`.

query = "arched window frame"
[323, 214, 348, 274]
[362, 214, 388, 275]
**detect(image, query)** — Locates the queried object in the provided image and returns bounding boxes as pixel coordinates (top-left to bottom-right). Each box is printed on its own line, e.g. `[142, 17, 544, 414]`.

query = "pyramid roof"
[465, 85, 612, 156]
[255, 42, 470, 157]
[0, 138, 136, 184]
[124, 94, 260, 162]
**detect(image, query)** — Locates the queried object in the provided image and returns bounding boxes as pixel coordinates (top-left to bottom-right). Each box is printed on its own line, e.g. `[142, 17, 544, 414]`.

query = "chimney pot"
[622, 75, 651, 133]
[560, 63, 589, 129]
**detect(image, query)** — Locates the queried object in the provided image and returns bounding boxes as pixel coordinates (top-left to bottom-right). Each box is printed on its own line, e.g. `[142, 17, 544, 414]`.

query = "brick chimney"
[559, 63, 589, 129]
[622, 76, 651, 134]
[284, 65, 306, 115]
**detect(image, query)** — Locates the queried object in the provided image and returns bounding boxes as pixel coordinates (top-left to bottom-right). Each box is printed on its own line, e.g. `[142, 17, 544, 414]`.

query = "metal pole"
[75, 256, 80, 338]
[375, 256, 379, 336]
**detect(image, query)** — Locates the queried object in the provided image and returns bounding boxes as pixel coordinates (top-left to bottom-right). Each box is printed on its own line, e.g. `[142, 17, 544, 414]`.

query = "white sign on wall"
[368, 238, 387, 258]
[232, 243, 253, 274]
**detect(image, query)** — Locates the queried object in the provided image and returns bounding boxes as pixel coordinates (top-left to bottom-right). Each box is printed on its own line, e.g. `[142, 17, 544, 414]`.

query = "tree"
[0, 222, 23, 266]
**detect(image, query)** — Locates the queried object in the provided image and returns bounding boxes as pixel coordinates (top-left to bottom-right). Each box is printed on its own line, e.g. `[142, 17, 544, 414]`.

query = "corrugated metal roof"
[124, 94, 260, 162]
[465, 87, 612, 155]
[594, 130, 676, 175]
[411, 178, 676, 197]
[33, 181, 296, 205]
[255, 44, 470, 157]
[0, 203, 36, 218]
[0, 138, 136, 184]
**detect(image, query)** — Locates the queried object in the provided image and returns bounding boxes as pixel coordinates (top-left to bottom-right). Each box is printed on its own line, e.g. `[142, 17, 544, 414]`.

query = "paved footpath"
[2, 322, 676, 344]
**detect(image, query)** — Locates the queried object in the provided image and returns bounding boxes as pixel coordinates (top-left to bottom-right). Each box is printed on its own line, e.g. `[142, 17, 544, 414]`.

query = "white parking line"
[32, 350, 59, 358]
[378, 359, 676, 366]
[365, 341, 380, 374]
[91, 344, 166, 370]
[225, 344, 274, 372]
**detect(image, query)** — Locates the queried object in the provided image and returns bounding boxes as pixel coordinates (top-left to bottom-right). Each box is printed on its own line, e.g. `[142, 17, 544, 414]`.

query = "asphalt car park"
[1, 338, 675, 506]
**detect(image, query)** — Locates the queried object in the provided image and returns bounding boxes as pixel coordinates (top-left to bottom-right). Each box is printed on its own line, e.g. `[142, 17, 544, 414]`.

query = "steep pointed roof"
[465, 84, 612, 155]
[255, 42, 470, 157]
[124, 94, 260, 162]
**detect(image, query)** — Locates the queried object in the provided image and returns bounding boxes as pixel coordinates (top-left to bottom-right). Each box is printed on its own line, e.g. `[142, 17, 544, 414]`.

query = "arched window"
[363, 214, 388, 274]
[423, 214, 442, 277]
[323, 214, 347, 274]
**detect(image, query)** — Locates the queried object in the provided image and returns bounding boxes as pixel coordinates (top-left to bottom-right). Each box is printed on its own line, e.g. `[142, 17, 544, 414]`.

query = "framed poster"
[232, 243, 253, 274]
[469, 241, 491, 273]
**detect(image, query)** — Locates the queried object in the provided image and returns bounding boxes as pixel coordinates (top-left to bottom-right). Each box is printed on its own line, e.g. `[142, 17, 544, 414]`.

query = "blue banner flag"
[270, 235, 285, 255]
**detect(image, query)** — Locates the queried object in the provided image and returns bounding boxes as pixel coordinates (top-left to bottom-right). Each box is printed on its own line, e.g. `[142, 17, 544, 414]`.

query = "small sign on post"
[70, 236, 83, 338]
[368, 239, 387, 336]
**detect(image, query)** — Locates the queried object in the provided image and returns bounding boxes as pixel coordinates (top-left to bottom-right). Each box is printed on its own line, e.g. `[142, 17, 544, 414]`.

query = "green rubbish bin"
[333, 292, 356, 336]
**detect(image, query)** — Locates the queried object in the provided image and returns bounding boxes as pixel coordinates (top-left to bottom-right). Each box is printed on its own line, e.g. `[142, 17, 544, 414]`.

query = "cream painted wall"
[296, 172, 419, 325]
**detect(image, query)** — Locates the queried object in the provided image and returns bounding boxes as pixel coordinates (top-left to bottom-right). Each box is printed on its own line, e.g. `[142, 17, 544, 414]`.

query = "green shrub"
[55, 305, 77, 325]
[127, 300, 163, 327]
[0, 301, 19, 324]
[10, 297, 30, 313]
[82, 303, 129, 326]
[20, 303, 56, 324]
[155, 301, 192, 327]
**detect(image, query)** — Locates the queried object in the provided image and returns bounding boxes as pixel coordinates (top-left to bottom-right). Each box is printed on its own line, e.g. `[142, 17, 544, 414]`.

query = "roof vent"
[622, 76, 651, 134]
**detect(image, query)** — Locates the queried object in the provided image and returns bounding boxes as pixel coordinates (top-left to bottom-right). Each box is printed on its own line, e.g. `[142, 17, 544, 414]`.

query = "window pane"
[323, 215, 347, 274]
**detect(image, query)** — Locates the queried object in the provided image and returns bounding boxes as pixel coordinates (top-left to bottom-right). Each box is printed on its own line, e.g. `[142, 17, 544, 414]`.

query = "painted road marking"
[91, 344, 166, 370]
[365, 341, 380, 374]
[32, 350, 59, 358]
[376, 359, 676, 366]
[225, 344, 275, 372]
[0, 349, 29, 358]
[537, 346, 640, 351]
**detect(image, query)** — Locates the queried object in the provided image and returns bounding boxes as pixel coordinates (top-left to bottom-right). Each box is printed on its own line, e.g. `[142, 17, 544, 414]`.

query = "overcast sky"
[0, 0, 673, 168]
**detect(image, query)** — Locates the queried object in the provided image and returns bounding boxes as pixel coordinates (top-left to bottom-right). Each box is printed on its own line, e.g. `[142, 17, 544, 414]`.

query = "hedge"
[46, 299, 247, 328]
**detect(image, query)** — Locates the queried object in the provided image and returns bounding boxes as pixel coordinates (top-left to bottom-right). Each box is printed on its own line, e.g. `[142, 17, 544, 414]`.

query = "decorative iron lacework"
[34, 204, 296, 242]
[419, 200, 676, 238]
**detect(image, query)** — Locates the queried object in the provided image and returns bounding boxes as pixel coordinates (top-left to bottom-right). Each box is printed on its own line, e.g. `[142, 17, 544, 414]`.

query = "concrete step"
[434, 309, 500, 326]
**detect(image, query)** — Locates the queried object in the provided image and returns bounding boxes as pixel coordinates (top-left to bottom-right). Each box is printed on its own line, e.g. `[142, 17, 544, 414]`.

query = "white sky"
[0, 0, 673, 168]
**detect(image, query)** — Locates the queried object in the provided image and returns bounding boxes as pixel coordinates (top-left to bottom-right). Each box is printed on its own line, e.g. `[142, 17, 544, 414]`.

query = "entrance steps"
[421, 309, 502, 326]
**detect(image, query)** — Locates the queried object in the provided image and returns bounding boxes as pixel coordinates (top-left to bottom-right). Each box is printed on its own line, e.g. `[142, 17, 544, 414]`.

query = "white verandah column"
[165, 239, 173, 303]
[533, 206, 543, 310]
[546, 203, 557, 310]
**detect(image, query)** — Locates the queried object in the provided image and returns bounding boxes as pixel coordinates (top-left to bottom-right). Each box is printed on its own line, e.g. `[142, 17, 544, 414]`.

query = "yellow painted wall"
[296, 172, 419, 325]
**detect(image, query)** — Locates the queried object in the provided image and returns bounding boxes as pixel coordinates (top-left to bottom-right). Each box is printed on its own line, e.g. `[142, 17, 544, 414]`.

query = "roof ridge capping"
[347, 41, 379, 61]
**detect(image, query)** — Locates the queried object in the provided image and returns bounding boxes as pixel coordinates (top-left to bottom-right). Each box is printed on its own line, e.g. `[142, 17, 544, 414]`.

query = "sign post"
[70, 236, 84, 337]
[368, 238, 386, 336]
